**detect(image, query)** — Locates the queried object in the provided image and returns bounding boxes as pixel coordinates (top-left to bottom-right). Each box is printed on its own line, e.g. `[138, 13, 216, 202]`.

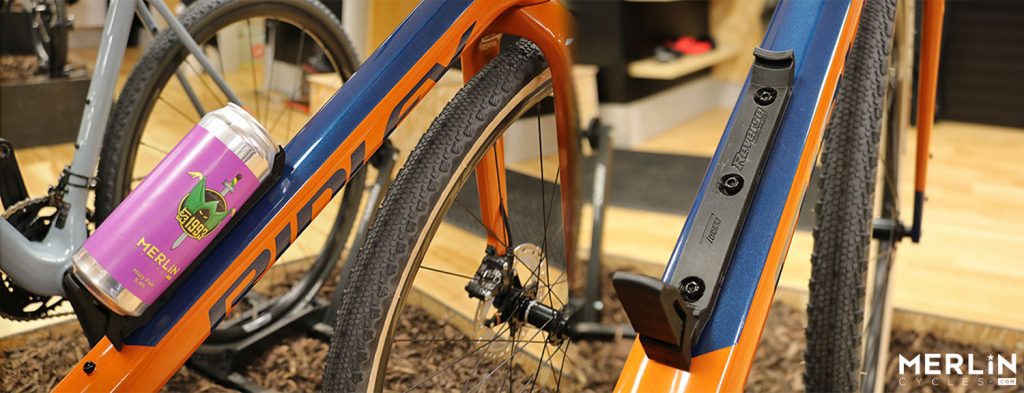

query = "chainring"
[1, 197, 71, 321]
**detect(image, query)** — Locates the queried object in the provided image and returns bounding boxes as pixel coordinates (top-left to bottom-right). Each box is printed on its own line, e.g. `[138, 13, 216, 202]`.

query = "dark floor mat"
[580, 150, 820, 230]
[444, 170, 567, 269]
[442, 150, 819, 266]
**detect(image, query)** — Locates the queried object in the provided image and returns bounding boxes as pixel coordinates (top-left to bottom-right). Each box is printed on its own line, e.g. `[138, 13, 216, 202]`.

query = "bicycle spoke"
[419, 265, 475, 280]
[541, 166, 562, 253]
[246, 19, 262, 123]
[361, 55, 575, 392]
[870, 245, 896, 264]
[402, 323, 514, 391]
[554, 340, 569, 390]
[467, 319, 552, 392]
[539, 165, 564, 307]
[549, 276, 568, 288]
[507, 306, 517, 391]
[534, 102, 560, 320]
[451, 195, 546, 287]
[268, 33, 306, 137]
[456, 150, 569, 307]
[157, 95, 198, 125]
[515, 255, 565, 308]
[397, 298, 566, 392]
[877, 145, 901, 218]
[545, 341, 564, 390]
[451, 197, 549, 290]
[486, 299, 564, 391]
[522, 336, 550, 393]
[139, 140, 171, 156]
[215, 41, 227, 79]
[539, 270, 566, 308]
[179, 48, 227, 106]
[550, 340, 580, 372]
[465, 349, 489, 391]
[264, 20, 277, 125]
[454, 197, 511, 250]
[534, 262, 568, 309]
[486, 146, 517, 254]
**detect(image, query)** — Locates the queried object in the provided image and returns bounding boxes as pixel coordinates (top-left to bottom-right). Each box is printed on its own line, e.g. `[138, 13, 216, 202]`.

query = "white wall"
[600, 77, 743, 148]
[68, 0, 106, 48]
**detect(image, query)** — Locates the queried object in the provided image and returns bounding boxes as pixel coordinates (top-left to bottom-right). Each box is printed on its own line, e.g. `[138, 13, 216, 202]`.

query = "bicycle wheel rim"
[370, 68, 587, 390]
[106, 1, 359, 339]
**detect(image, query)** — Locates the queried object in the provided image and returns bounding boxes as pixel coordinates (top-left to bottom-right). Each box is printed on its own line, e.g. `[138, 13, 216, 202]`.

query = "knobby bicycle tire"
[322, 39, 558, 391]
[804, 0, 897, 391]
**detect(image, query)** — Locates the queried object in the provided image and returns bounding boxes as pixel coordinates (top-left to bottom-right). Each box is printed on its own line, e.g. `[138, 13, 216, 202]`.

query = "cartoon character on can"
[172, 172, 240, 249]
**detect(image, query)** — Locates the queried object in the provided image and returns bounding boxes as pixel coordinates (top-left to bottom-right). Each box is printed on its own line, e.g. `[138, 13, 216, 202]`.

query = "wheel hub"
[467, 243, 569, 355]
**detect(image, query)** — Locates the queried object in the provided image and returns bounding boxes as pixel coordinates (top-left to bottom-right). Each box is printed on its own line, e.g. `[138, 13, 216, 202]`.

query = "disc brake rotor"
[473, 243, 546, 357]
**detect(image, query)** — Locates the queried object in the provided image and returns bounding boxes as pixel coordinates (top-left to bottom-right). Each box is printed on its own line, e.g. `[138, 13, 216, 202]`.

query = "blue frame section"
[659, 0, 854, 356]
[126, 0, 473, 346]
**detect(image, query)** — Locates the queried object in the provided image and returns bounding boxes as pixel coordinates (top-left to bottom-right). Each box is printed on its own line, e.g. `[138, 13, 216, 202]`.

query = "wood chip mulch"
[2, 273, 1020, 392]
[0, 55, 40, 82]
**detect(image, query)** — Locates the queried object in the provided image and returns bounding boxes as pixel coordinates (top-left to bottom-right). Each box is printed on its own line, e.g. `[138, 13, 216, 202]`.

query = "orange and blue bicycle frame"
[615, 0, 867, 391]
[616, 0, 944, 390]
[54, 0, 943, 390]
[55, 0, 576, 390]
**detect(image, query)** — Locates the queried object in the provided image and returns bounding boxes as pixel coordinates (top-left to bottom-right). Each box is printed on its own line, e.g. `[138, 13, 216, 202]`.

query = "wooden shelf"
[627, 46, 739, 80]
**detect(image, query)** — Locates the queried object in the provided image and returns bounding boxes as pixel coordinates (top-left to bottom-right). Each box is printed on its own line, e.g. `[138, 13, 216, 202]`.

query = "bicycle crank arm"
[614, 47, 794, 371]
[0, 139, 29, 210]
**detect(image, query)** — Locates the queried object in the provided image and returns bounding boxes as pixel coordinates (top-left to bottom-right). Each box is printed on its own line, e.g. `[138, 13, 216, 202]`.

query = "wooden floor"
[597, 108, 1024, 331]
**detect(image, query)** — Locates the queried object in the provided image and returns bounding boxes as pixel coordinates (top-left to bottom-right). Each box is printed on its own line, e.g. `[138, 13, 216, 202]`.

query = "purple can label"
[83, 125, 259, 304]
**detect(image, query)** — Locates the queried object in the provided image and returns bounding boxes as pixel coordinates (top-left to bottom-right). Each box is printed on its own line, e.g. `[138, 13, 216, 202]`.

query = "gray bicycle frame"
[0, 0, 239, 296]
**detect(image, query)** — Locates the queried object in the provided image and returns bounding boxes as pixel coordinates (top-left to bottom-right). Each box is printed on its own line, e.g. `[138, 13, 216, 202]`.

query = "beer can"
[72, 104, 276, 316]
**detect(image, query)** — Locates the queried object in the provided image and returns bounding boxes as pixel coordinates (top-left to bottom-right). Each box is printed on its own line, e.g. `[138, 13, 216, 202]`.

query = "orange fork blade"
[460, 30, 509, 255]
[475, 138, 512, 254]
[470, 0, 580, 276]
[911, 0, 945, 242]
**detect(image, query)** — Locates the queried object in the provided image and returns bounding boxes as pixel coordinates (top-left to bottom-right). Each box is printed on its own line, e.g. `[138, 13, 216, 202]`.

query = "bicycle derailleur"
[0, 196, 70, 321]
[0, 138, 94, 321]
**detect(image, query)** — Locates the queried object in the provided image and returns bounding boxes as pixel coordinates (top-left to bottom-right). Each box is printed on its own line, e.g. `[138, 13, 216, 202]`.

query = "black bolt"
[754, 87, 777, 106]
[83, 361, 96, 375]
[679, 276, 705, 302]
[0, 143, 9, 159]
[719, 174, 744, 196]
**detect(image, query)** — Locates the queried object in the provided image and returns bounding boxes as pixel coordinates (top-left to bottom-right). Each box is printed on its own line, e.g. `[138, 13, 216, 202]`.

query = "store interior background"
[2, 0, 1023, 370]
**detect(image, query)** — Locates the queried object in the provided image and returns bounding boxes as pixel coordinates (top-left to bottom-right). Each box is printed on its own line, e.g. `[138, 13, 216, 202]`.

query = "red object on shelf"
[671, 36, 713, 55]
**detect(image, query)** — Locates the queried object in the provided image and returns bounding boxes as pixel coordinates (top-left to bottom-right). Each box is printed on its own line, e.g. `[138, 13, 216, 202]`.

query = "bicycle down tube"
[54, 0, 577, 390]
[615, 0, 866, 391]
